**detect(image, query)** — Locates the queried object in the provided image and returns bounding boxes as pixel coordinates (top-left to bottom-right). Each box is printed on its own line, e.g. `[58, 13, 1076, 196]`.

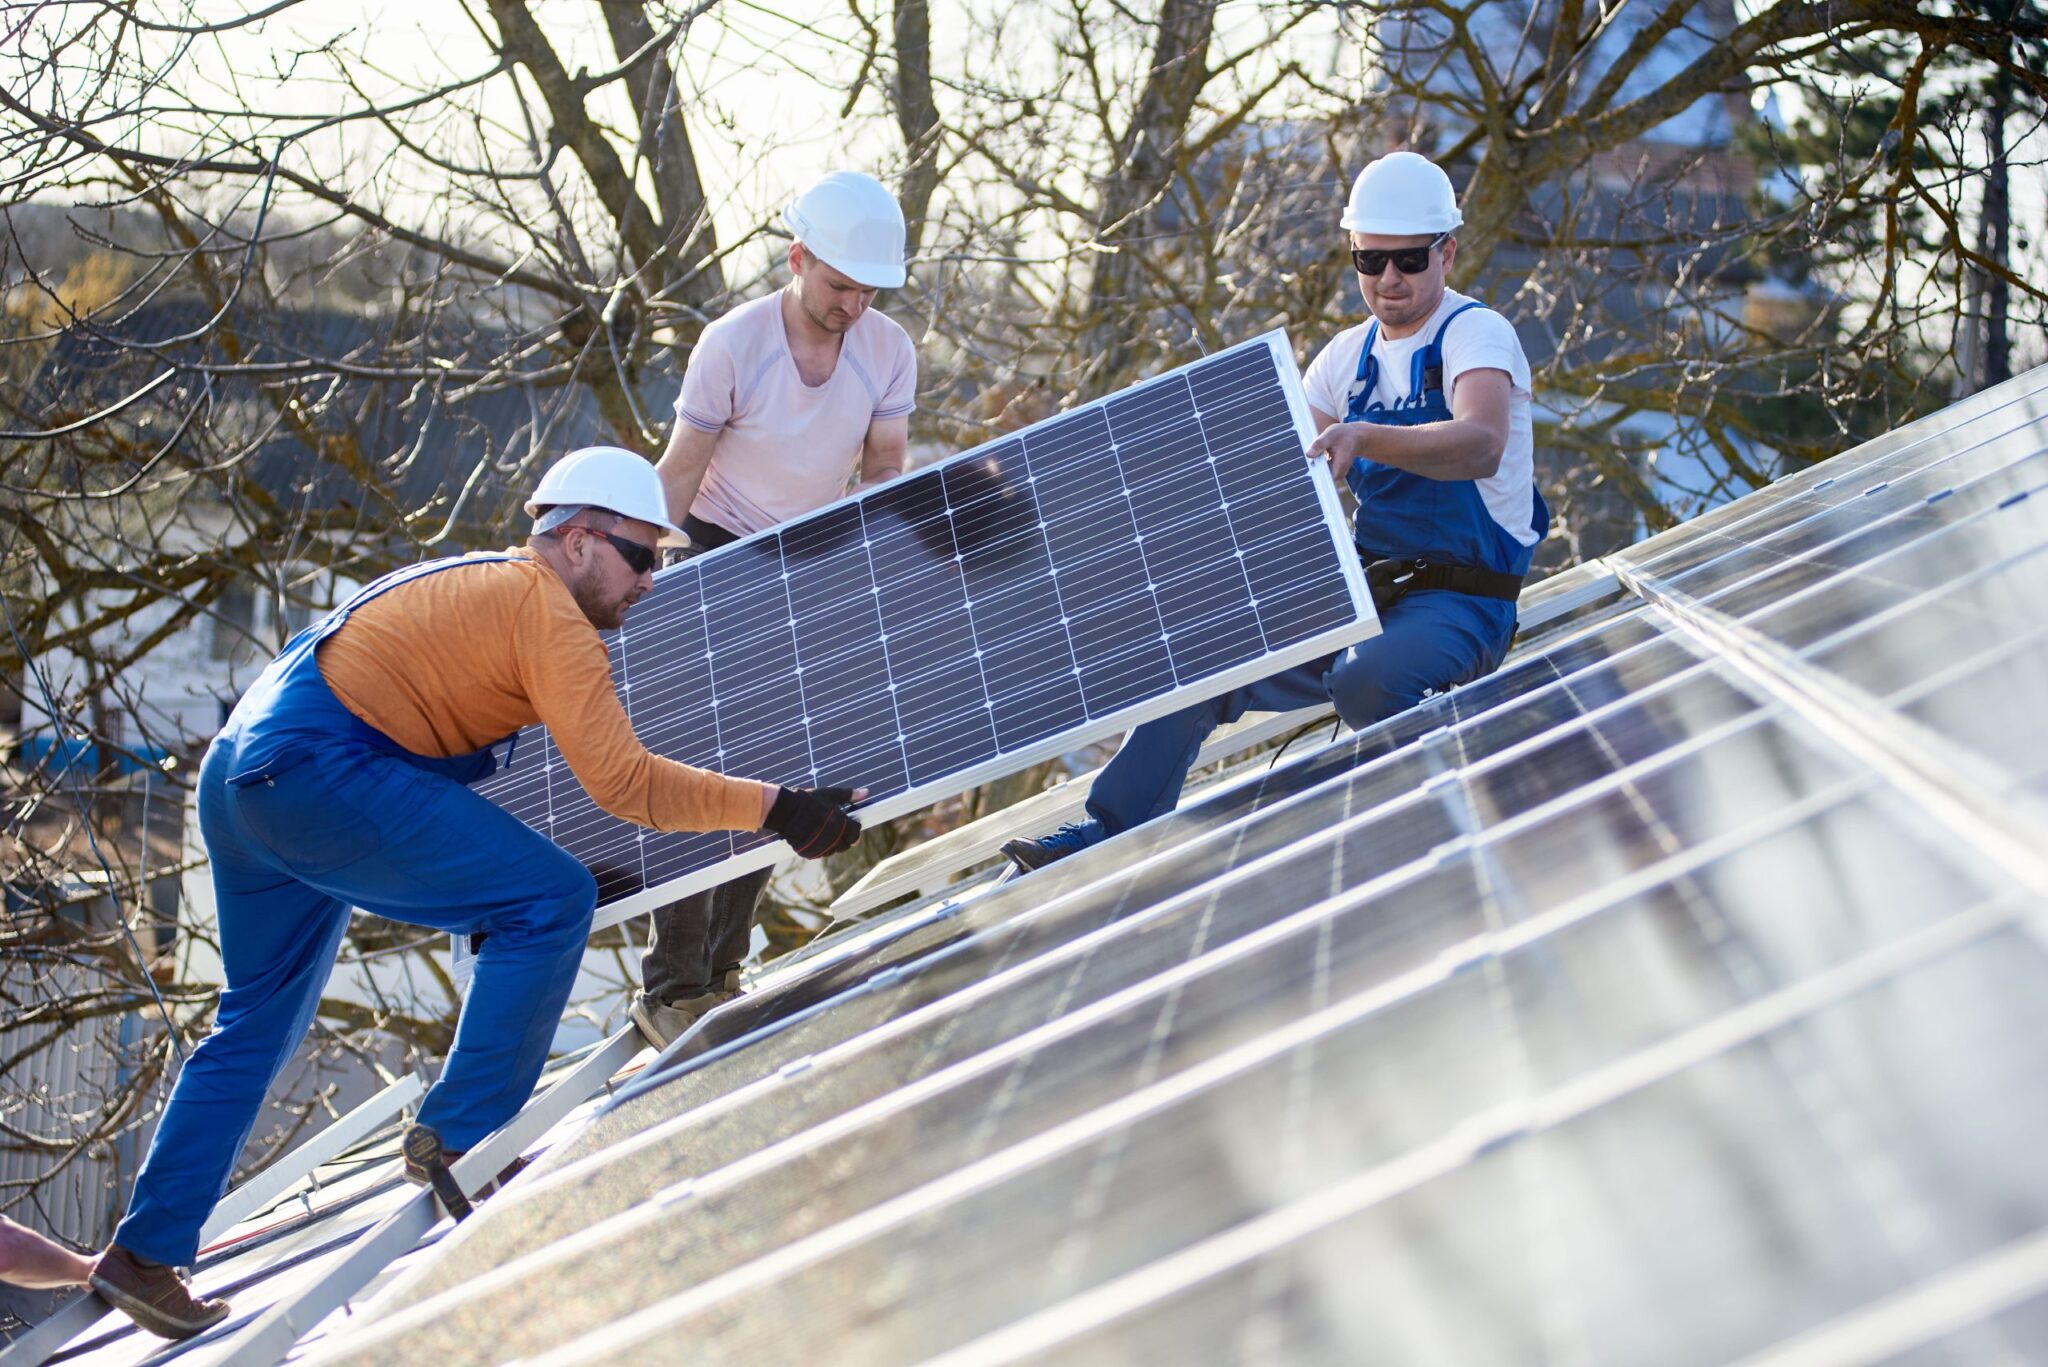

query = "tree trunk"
[892, 0, 943, 261]
[1976, 33, 2013, 389]
[1083, 0, 1219, 386]
[601, 3, 725, 312]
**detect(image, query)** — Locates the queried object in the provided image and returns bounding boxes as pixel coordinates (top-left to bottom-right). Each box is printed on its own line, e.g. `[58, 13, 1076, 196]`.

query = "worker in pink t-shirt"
[634, 171, 919, 1049]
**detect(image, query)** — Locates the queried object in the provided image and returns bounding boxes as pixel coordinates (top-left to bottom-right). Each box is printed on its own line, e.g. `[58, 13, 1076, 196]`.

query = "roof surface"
[14, 361, 2048, 1366]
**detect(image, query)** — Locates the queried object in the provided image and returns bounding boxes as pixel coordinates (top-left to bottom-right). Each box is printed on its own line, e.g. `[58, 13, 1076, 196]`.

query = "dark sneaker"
[1000, 820, 1104, 873]
[90, 1244, 230, 1340]
[630, 971, 743, 1050]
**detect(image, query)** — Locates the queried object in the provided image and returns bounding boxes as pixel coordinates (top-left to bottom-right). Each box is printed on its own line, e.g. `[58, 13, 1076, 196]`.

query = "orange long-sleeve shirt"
[317, 549, 768, 833]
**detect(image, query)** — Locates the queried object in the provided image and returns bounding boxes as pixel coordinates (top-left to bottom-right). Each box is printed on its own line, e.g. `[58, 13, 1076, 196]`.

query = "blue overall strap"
[319, 552, 526, 636]
[1344, 301, 1487, 423]
[1412, 301, 1486, 410]
[228, 552, 531, 784]
[1343, 322, 1382, 423]
[326, 552, 530, 770]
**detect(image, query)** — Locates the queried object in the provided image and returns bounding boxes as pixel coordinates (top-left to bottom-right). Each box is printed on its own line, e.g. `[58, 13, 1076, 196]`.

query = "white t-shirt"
[1302, 289, 1540, 547]
[675, 290, 917, 537]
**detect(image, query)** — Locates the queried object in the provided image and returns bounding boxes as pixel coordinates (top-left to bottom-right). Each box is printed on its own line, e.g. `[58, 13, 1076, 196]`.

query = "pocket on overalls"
[230, 756, 387, 876]
[227, 744, 313, 788]
[1352, 461, 1440, 560]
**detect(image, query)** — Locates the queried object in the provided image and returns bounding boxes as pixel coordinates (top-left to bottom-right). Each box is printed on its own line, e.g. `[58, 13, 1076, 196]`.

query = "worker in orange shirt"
[89, 447, 862, 1339]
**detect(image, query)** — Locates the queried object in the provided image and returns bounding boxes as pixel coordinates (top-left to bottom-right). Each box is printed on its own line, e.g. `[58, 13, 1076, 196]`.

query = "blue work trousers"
[1085, 588, 1514, 835]
[113, 733, 596, 1266]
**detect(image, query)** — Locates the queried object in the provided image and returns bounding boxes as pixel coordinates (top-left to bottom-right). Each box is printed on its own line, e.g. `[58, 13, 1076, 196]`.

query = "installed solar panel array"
[473, 333, 1369, 920]
[269, 365, 2048, 1364]
[153, 364, 2048, 1365]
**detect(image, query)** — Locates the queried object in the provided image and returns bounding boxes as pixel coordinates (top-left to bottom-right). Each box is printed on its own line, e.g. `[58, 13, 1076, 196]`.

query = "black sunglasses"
[1350, 232, 1450, 277]
[553, 525, 658, 575]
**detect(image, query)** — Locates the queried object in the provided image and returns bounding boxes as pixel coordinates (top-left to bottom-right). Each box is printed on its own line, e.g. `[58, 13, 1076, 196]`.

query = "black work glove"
[764, 785, 863, 859]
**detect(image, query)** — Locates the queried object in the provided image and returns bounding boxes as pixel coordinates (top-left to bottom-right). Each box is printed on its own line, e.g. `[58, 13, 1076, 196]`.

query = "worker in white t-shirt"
[634, 171, 918, 1049]
[1001, 150, 1548, 873]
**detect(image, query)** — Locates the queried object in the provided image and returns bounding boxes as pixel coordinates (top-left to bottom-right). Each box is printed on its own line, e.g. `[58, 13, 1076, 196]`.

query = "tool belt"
[666, 513, 741, 568]
[1364, 556, 1524, 615]
[683, 513, 740, 551]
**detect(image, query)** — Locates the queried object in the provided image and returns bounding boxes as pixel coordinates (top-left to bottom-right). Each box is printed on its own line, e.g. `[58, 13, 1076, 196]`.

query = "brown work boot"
[630, 971, 744, 1050]
[90, 1244, 230, 1340]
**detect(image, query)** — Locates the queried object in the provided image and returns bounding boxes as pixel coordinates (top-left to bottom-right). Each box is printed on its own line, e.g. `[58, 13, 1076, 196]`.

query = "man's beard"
[572, 576, 628, 630]
[800, 292, 853, 334]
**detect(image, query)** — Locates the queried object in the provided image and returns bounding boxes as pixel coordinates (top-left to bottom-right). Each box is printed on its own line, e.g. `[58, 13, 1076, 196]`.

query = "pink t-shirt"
[675, 290, 917, 537]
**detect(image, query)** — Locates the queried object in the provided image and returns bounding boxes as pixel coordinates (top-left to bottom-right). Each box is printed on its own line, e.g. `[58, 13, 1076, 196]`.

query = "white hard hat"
[782, 170, 908, 288]
[1340, 151, 1464, 236]
[525, 446, 682, 537]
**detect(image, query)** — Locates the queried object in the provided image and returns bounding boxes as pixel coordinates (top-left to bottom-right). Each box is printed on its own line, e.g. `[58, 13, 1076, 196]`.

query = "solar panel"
[1748, 483, 2048, 663]
[1622, 384, 2048, 591]
[545, 617, 1690, 1102]
[332, 632, 1743, 1304]
[295, 710, 1989, 1364]
[473, 333, 1372, 922]
[915, 927, 2042, 1367]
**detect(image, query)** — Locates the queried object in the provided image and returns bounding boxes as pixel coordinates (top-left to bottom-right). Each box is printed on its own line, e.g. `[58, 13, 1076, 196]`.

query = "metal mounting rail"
[200, 1075, 426, 1247]
[0, 1074, 424, 1367]
[187, 1027, 641, 1367]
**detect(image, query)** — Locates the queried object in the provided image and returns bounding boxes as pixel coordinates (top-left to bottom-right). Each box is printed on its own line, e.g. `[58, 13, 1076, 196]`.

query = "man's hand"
[763, 785, 868, 858]
[1306, 422, 1378, 486]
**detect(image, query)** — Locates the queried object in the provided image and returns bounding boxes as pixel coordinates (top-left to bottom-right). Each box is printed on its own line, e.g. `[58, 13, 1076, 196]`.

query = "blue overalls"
[114, 557, 597, 1266]
[1081, 304, 1547, 838]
